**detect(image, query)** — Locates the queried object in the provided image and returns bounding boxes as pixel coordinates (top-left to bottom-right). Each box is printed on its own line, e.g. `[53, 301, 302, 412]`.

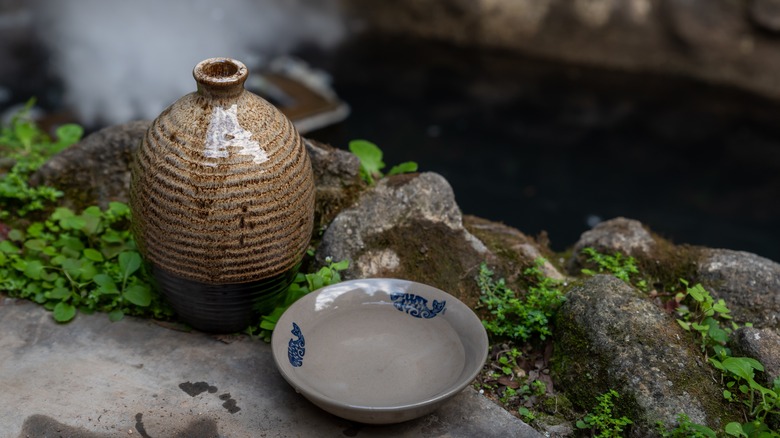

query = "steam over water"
[29, 0, 346, 125]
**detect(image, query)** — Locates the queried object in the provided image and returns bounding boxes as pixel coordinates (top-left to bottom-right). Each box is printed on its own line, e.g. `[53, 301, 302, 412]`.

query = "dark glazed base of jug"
[152, 264, 299, 334]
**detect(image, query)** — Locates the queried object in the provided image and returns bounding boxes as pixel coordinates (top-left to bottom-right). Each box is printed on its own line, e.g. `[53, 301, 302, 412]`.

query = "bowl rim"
[271, 278, 489, 414]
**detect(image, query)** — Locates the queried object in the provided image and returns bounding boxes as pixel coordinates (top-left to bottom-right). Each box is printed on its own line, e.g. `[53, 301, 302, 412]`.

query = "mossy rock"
[552, 275, 740, 436]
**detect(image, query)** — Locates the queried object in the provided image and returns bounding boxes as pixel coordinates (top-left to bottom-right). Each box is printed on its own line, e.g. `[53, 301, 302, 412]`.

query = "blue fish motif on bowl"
[390, 292, 446, 319]
[288, 322, 305, 367]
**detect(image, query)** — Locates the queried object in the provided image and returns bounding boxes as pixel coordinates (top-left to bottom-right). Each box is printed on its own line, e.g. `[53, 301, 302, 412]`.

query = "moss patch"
[361, 219, 486, 308]
[638, 234, 705, 292]
[464, 215, 557, 292]
[551, 276, 741, 433]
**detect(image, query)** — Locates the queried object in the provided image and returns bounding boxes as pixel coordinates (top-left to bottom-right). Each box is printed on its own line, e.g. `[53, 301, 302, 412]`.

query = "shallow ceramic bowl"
[271, 278, 488, 424]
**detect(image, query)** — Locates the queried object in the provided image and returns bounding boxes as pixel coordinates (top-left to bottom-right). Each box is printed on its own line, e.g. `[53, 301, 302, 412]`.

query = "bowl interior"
[272, 279, 488, 413]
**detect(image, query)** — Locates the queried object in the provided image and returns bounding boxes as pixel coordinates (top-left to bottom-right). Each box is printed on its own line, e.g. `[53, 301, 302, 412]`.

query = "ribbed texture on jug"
[130, 57, 315, 285]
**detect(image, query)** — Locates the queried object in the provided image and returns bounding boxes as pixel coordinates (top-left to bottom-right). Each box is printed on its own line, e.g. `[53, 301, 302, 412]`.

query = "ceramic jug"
[130, 57, 315, 333]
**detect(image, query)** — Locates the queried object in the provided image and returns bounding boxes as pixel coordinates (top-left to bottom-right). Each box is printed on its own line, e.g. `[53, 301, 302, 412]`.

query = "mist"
[31, 0, 346, 126]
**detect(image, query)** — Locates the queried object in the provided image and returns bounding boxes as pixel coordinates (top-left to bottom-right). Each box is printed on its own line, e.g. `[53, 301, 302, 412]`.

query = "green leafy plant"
[0, 98, 83, 160]
[518, 406, 536, 422]
[676, 279, 738, 359]
[477, 259, 565, 343]
[711, 357, 780, 436]
[348, 139, 418, 185]
[675, 281, 779, 436]
[581, 247, 647, 290]
[575, 389, 633, 438]
[0, 163, 63, 218]
[656, 413, 716, 438]
[0, 99, 83, 218]
[486, 347, 547, 410]
[245, 257, 349, 342]
[725, 418, 780, 438]
[0, 202, 172, 322]
[495, 347, 522, 377]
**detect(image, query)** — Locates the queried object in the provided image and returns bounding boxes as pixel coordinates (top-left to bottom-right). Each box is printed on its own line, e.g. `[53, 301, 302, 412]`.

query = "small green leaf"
[24, 239, 47, 252]
[259, 319, 277, 331]
[124, 283, 151, 307]
[61, 258, 82, 278]
[8, 229, 24, 241]
[26, 222, 45, 237]
[51, 207, 75, 221]
[387, 161, 418, 176]
[331, 259, 350, 271]
[12, 258, 28, 272]
[78, 262, 98, 281]
[722, 357, 763, 380]
[54, 123, 83, 148]
[0, 240, 19, 254]
[107, 202, 130, 217]
[108, 309, 124, 322]
[24, 260, 45, 280]
[708, 326, 729, 344]
[53, 302, 77, 322]
[687, 283, 706, 302]
[118, 251, 142, 279]
[61, 215, 87, 230]
[349, 139, 384, 185]
[80, 208, 102, 235]
[676, 320, 691, 331]
[49, 286, 71, 299]
[725, 422, 746, 437]
[101, 230, 125, 243]
[58, 236, 85, 254]
[712, 300, 730, 314]
[83, 248, 104, 262]
[93, 273, 119, 294]
[14, 121, 37, 147]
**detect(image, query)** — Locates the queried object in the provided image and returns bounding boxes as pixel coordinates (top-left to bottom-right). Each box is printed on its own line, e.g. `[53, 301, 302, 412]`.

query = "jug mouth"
[193, 57, 248, 97]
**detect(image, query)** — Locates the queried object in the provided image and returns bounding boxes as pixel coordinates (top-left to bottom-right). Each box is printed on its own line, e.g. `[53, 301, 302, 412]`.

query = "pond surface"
[304, 36, 780, 262]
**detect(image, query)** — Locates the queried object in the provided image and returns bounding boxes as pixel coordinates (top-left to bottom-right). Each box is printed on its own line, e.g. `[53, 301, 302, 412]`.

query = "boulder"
[464, 215, 564, 284]
[29, 120, 149, 210]
[567, 217, 656, 274]
[554, 274, 738, 435]
[696, 249, 780, 329]
[316, 172, 493, 307]
[302, 138, 363, 230]
[568, 218, 780, 330]
[731, 327, 780, 386]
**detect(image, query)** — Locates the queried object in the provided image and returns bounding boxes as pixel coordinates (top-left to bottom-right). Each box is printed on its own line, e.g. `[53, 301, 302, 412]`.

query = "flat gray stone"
[0, 297, 540, 438]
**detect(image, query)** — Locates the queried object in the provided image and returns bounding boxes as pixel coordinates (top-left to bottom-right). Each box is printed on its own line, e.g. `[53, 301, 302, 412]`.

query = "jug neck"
[193, 57, 248, 99]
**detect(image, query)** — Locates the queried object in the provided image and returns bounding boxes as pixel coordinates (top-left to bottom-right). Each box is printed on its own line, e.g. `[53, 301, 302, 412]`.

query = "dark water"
[303, 36, 780, 262]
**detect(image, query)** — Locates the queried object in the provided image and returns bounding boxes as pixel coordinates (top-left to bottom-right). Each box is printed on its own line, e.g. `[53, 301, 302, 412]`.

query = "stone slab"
[0, 297, 540, 438]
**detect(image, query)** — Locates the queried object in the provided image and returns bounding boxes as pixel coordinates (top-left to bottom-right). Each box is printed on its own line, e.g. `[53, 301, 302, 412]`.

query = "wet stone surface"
[1, 296, 540, 438]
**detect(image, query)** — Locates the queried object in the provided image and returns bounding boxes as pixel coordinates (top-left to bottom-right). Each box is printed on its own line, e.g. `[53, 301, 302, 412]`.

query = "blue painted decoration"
[390, 292, 446, 319]
[288, 322, 305, 367]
